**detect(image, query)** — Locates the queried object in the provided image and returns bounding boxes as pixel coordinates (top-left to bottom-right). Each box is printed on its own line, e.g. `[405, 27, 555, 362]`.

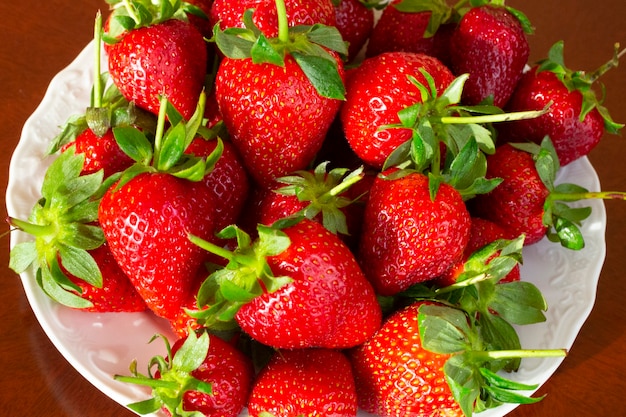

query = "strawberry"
[365, 0, 457, 66]
[116, 331, 254, 417]
[190, 219, 382, 349]
[248, 348, 358, 417]
[358, 169, 471, 295]
[213, 5, 347, 186]
[340, 51, 455, 169]
[105, 0, 208, 120]
[333, 0, 379, 61]
[349, 300, 565, 417]
[449, 2, 532, 107]
[98, 94, 222, 319]
[498, 41, 624, 166]
[209, 0, 336, 38]
[468, 139, 626, 250]
[60, 243, 147, 312]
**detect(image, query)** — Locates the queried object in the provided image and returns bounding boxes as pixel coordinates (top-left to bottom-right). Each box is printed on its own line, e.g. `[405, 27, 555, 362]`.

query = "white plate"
[7, 41, 607, 417]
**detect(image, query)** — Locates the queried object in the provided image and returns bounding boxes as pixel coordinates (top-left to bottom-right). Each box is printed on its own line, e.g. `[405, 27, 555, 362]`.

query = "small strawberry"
[349, 301, 566, 417]
[105, 0, 208, 120]
[190, 219, 382, 349]
[468, 138, 626, 250]
[365, 0, 457, 66]
[358, 169, 472, 295]
[210, 0, 336, 38]
[449, 2, 532, 107]
[99, 94, 223, 319]
[248, 348, 358, 417]
[213, 1, 347, 186]
[116, 331, 254, 417]
[340, 51, 455, 169]
[498, 41, 625, 166]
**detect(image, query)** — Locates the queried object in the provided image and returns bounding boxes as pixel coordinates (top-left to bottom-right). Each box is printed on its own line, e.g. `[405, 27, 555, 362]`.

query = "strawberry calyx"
[536, 40, 625, 134]
[417, 303, 566, 416]
[187, 224, 293, 330]
[8, 148, 106, 309]
[104, 0, 207, 43]
[273, 161, 365, 235]
[382, 71, 546, 199]
[114, 331, 213, 416]
[211, 0, 347, 100]
[111, 91, 223, 189]
[512, 136, 626, 250]
[48, 11, 155, 155]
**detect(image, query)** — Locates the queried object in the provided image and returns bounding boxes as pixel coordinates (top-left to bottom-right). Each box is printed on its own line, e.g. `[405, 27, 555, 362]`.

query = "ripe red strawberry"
[449, 3, 531, 107]
[98, 95, 222, 320]
[340, 51, 455, 169]
[210, 0, 336, 37]
[248, 348, 358, 417]
[191, 219, 382, 349]
[333, 0, 378, 61]
[498, 41, 624, 166]
[60, 243, 147, 312]
[349, 301, 562, 416]
[365, 0, 456, 66]
[359, 169, 471, 295]
[214, 4, 347, 186]
[105, 1, 208, 120]
[116, 331, 254, 417]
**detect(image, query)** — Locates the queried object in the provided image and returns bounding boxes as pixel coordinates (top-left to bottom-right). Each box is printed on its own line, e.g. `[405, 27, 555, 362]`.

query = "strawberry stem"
[8, 217, 56, 238]
[188, 233, 234, 261]
[588, 43, 626, 83]
[275, 0, 289, 43]
[439, 107, 549, 125]
[114, 375, 180, 390]
[472, 348, 567, 361]
[550, 190, 626, 203]
[153, 94, 169, 164]
[93, 11, 103, 109]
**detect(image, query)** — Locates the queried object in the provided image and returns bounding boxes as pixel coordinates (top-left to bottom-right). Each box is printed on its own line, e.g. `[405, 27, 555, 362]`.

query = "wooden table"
[1, 0, 625, 415]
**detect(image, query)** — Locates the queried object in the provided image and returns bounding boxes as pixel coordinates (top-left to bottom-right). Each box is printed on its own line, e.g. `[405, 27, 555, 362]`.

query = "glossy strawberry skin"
[98, 172, 216, 320]
[450, 5, 529, 107]
[340, 52, 455, 169]
[186, 138, 250, 232]
[349, 301, 463, 416]
[62, 243, 147, 313]
[359, 171, 471, 295]
[235, 219, 382, 349]
[334, 0, 375, 61]
[215, 55, 344, 187]
[107, 19, 207, 120]
[163, 334, 254, 417]
[468, 144, 550, 245]
[61, 128, 134, 178]
[210, 0, 336, 37]
[248, 348, 358, 417]
[498, 67, 605, 166]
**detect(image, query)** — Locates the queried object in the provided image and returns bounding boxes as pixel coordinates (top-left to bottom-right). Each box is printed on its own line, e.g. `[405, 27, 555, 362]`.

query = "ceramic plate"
[6, 41, 607, 417]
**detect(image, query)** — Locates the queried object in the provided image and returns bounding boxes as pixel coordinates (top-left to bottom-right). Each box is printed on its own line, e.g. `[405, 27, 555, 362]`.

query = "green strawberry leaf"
[291, 51, 345, 100]
[57, 244, 102, 287]
[113, 126, 154, 165]
[418, 304, 472, 354]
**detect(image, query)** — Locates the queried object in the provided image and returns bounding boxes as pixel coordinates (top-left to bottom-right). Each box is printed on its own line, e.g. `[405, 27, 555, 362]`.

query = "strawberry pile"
[8, 0, 626, 416]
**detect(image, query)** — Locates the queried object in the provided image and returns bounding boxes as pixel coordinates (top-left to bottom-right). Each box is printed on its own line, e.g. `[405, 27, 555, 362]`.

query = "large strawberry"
[189, 219, 382, 349]
[248, 348, 358, 417]
[349, 301, 565, 417]
[340, 51, 455, 169]
[213, 1, 347, 186]
[498, 41, 624, 166]
[105, 0, 208, 120]
[209, 0, 336, 38]
[449, 1, 532, 107]
[98, 94, 222, 319]
[116, 331, 254, 417]
[358, 169, 472, 295]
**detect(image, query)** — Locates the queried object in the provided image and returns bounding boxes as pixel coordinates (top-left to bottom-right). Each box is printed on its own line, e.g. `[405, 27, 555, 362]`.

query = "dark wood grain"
[1, 1, 625, 416]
